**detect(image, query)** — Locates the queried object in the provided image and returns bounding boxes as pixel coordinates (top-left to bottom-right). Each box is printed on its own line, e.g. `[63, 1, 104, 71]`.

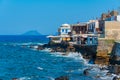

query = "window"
[62, 29, 64, 32]
[65, 29, 68, 33]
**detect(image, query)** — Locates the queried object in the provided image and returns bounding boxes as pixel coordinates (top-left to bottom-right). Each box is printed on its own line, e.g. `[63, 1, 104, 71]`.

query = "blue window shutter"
[87, 37, 90, 45]
[62, 29, 64, 32]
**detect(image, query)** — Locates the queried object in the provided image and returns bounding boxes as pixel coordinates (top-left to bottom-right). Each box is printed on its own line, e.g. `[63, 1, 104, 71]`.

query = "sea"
[0, 35, 117, 80]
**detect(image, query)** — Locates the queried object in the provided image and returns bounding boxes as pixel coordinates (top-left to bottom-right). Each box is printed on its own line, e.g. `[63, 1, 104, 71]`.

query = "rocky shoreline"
[35, 41, 97, 60]
[21, 41, 120, 80]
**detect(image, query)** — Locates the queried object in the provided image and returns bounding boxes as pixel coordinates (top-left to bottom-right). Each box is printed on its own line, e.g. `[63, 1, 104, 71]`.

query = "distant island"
[22, 30, 42, 36]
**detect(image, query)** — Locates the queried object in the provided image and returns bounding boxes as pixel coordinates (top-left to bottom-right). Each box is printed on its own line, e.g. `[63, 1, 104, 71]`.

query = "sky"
[0, 0, 120, 35]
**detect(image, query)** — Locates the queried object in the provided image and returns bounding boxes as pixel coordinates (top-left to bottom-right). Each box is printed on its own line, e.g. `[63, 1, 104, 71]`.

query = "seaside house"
[47, 10, 120, 45]
[58, 24, 71, 41]
[99, 10, 120, 40]
[47, 24, 71, 43]
[47, 22, 98, 46]
[88, 20, 99, 34]
[70, 22, 98, 45]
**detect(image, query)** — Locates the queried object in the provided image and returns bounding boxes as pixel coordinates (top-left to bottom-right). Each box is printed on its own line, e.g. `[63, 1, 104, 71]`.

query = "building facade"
[58, 24, 71, 35]
[88, 20, 99, 34]
[99, 10, 120, 40]
[70, 23, 98, 45]
[58, 24, 71, 41]
[99, 21, 120, 40]
[47, 22, 98, 46]
[47, 24, 71, 43]
[47, 10, 120, 45]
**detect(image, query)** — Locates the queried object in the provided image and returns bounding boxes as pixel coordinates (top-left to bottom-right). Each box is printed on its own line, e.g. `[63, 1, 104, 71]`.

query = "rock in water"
[110, 42, 120, 65]
[112, 76, 119, 80]
[55, 76, 69, 80]
[83, 69, 89, 76]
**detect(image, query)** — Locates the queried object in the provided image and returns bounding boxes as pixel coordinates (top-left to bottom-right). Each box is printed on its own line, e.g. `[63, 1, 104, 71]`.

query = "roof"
[61, 24, 70, 28]
[71, 23, 87, 26]
[47, 35, 60, 38]
[47, 35, 70, 38]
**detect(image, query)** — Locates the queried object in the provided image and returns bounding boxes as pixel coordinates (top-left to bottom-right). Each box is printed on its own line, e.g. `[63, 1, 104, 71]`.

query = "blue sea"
[0, 35, 114, 80]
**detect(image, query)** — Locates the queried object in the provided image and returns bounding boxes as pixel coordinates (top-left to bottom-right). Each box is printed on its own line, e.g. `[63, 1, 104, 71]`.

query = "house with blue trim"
[47, 21, 98, 46]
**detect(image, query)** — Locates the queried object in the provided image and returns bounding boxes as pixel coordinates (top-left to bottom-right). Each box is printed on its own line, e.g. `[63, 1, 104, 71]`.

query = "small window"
[65, 29, 68, 33]
[62, 29, 64, 32]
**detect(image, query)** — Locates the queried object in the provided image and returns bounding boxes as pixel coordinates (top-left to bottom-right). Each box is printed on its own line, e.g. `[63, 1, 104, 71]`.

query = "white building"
[47, 23, 72, 43]
[88, 20, 99, 34]
[116, 15, 120, 21]
[58, 24, 71, 35]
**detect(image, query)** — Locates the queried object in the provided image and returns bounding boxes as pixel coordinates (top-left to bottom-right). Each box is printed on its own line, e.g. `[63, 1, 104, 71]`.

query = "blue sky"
[0, 0, 120, 35]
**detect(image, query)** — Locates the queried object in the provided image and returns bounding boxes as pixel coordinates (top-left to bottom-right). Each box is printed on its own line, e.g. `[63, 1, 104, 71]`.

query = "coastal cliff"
[36, 41, 97, 63]
[95, 39, 114, 65]
[110, 42, 120, 65]
[21, 39, 120, 79]
[30, 39, 116, 66]
[37, 39, 120, 66]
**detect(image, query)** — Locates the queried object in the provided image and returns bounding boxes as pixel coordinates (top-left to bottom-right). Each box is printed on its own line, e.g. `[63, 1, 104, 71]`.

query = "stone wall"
[95, 39, 114, 65]
[95, 50, 109, 65]
[104, 21, 120, 40]
[97, 39, 114, 54]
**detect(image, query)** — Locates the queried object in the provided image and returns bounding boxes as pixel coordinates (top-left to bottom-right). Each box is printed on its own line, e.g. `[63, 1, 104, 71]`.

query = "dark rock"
[112, 76, 119, 80]
[66, 46, 75, 52]
[83, 69, 89, 76]
[106, 72, 111, 76]
[42, 44, 49, 48]
[55, 76, 69, 80]
[110, 42, 120, 65]
[56, 47, 63, 52]
[12, 78, 18, 80]
[50, 49, 55, 52]
[108, 65, 120, 74]
[37, 45, 44, 50]
[89, 59, 95, 64]
[100, 66, 108, 71]
[29, 45, 34, 48]
[95, 74, 100, 78]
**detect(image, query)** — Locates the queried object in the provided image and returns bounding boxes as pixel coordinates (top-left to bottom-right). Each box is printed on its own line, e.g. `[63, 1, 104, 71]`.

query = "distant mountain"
[22, 30, 42, 36]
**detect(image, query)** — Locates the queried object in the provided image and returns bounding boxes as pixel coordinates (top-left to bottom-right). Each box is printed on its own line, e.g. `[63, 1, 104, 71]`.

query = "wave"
[50, 52, 89, 66]
[45, 76, 55, 80]
[82, 65, 120, 80]
[22, 47, 120, 80]
[2, 42, 46, 46]
[99, 74, 117, 80]
[17, 77, 31, 80]
[41, 48, 52, 52]
[49, 52, 120, 80]
[37, 67, 44, 70]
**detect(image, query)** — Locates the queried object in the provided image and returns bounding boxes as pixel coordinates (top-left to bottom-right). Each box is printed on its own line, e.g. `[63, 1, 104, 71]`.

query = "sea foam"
[37, 67, 44, 70]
